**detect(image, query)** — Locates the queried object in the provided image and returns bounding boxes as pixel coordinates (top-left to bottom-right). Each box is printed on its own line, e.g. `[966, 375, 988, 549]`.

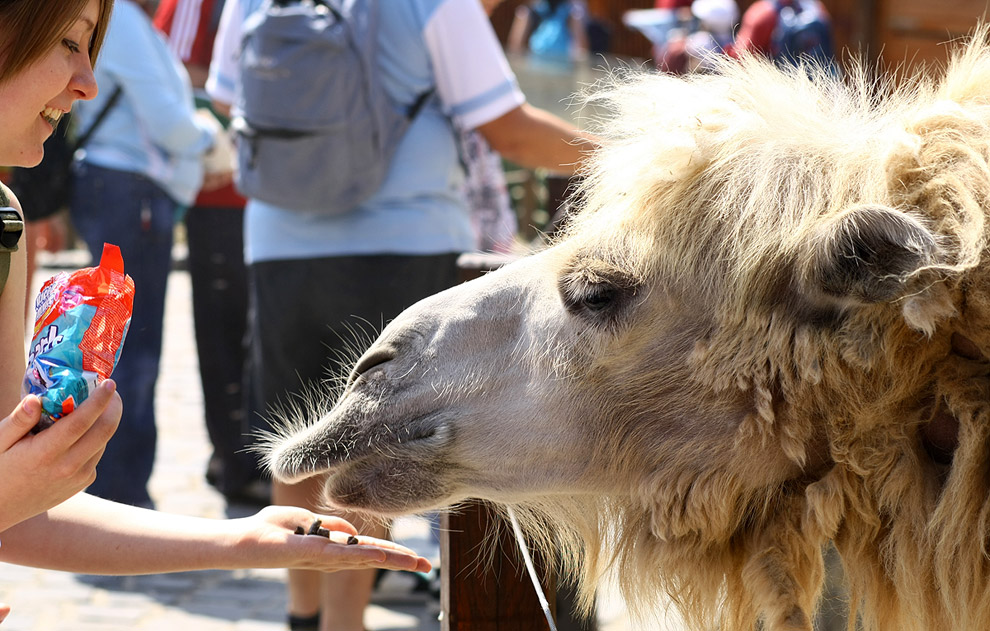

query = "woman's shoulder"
[0, 182, 20, 213]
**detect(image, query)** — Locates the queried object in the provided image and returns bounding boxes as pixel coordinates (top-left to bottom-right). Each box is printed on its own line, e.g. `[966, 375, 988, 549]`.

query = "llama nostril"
[350, 347, 395, 381]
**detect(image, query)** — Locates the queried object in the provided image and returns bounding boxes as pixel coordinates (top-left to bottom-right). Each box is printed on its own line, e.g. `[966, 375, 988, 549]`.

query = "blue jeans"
[70, 163, 176, 507]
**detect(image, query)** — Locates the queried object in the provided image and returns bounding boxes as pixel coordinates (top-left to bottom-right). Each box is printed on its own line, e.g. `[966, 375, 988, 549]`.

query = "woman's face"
[0, 0, 100, 167]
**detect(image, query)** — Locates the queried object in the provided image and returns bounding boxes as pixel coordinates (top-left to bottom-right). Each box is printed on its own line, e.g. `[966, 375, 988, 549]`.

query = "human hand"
[228, 506, 433, 574]
[197, 109, 236, 180]
[200, 170, 234, 192]
[0, 381, 121, 533]
[0, 602, 8, 624]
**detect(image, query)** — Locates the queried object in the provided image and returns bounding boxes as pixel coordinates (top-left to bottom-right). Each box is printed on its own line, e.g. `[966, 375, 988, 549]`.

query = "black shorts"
[246, 252, 461, 424]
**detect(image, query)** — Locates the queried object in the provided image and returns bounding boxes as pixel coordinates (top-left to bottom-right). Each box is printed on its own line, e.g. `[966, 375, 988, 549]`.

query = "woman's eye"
[63, 39, 81, 54]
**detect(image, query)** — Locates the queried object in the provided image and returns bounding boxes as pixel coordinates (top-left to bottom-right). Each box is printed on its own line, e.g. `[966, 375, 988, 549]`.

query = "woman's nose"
[70, 59, 99, 102]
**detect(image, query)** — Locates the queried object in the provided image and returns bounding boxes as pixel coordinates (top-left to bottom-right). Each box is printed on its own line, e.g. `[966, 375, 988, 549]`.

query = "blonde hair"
[0, 0, 115, 84]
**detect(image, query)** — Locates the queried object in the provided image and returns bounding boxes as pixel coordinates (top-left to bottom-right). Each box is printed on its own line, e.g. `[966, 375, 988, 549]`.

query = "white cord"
[506, 506, 559, 631]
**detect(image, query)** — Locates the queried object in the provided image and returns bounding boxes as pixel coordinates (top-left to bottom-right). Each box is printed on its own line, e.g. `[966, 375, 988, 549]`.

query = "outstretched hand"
[231, 506, 433, 574]
[0, 381, 121, 533]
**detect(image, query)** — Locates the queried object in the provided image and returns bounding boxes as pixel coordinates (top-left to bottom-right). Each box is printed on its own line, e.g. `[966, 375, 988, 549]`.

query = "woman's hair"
[0, 0, 115, 84]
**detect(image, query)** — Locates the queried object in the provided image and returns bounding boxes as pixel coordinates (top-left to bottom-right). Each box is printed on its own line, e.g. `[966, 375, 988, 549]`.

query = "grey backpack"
[233, 0, 430, 212]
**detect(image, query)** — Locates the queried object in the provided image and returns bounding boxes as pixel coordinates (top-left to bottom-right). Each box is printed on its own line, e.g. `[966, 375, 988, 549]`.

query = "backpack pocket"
[234, 121, 381, 213]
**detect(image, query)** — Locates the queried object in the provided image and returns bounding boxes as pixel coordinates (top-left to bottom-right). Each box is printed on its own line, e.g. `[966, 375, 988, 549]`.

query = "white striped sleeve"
[165, 0, 205, 61]
[423, 0, 525, 131]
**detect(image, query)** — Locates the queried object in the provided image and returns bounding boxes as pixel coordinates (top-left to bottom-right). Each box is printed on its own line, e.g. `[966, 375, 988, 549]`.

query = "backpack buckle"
[0, 208, 24, 252]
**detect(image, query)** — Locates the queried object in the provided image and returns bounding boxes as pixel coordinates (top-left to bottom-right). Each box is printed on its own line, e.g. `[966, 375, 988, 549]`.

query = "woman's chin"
[13, 144, 46, 169]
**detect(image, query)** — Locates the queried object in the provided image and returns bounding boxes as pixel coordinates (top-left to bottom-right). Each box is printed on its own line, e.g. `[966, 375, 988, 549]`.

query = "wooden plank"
[880, 0, 990, 33]
[440, 502, 556, 631]
[874, 0, 990, 69]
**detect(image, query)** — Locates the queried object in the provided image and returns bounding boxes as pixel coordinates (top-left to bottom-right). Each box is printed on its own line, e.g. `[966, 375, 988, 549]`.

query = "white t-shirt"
[208, 0, 526, 262]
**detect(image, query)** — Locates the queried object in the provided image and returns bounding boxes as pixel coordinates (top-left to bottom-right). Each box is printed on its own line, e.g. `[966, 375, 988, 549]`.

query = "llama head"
[270, 32, 990, 631]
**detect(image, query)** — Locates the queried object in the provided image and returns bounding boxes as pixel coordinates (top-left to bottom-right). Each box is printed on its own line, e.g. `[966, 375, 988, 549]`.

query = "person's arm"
[0, 186, 27, 414]
[100, 3, 214, 156]
[183, 63, 211, 89]
[0, 382, 121, 533]
[0, 185, 123, 533]
[731, 1, 778, 58]
[205, 0, 244, 113]
[0, 494, 431, 575]
[154, 0, 214, 90]
[507, 4, 534, 56]
[426, 0, 598, 176]
[567, 0, 590, 61]
[476, 103, 597, 175]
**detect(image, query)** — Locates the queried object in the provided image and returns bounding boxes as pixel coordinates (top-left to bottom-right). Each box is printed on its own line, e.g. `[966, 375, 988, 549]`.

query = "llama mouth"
[319, 445, 458, 515]
[337, 413, 452, 461]
[271, 410, 458, 515]
[271, 411, 452, 483]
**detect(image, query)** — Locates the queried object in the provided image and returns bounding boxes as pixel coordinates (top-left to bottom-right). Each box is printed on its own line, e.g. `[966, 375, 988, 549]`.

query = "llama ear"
[802, 204, 939, 304]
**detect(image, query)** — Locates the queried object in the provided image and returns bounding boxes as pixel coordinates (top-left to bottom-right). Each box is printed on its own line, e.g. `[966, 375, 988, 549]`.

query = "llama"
[269, 33, 990, 631]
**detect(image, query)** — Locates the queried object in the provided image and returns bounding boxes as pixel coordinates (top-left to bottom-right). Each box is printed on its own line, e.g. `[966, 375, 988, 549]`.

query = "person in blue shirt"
[209, 1, 598, 629]
[69, 0, 223, 508]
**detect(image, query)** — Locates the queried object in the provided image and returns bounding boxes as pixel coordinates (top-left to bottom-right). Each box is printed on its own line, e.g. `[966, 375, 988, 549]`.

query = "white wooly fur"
[501, 31, 990, 631]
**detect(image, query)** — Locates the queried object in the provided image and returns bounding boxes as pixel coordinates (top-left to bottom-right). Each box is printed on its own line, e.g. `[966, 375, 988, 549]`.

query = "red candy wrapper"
[24, 243, 135, 432]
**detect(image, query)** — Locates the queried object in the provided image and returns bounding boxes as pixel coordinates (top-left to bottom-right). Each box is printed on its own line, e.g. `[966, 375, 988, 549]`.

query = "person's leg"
[184, 205, 261, 498]
[70, 164, 175, 507]
[248, 259, 361, 629]
[248, 253, 459, 631]
[272, 477, 386, 631]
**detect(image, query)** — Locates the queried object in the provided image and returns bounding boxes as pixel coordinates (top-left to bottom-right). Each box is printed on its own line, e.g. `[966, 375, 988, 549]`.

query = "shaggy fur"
[270, 31, 990, 631]
[556, 33, 990, 630]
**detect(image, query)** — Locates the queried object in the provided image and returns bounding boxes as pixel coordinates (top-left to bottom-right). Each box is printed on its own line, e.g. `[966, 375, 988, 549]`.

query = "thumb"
[0, 396, 42, 452]
[0, 602, 10, 623]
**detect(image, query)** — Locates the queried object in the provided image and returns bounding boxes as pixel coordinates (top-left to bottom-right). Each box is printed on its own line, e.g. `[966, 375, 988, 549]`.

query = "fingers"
[309, 532, 432, 572]
[313, 515, 358, 536]
[0, 602, 9, 623]
[46, 380, 120, 448]
[318, 542, 431, 572]
[262, 507, 433, 573]
[0, 396, 42, 452]
[258, 506, 361, 535]
[340, 534, 421, 558]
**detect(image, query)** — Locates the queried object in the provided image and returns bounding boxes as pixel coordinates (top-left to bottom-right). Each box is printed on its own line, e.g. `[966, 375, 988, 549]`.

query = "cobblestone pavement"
[0, 254, 634, 631]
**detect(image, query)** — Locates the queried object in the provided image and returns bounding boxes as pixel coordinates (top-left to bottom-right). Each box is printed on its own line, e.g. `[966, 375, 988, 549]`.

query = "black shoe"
[287, 613, 319, 631]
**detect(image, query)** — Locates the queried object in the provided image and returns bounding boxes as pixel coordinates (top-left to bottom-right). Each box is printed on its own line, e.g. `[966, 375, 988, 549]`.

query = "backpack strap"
[72, 84, 124, 152]
[0, 183, 25, 297]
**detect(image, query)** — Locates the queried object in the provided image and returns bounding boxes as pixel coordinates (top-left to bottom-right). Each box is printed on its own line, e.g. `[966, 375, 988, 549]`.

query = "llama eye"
[560, 278, 632, 324]
[558, 257, 641, 326]
[581, 284, 618, 312]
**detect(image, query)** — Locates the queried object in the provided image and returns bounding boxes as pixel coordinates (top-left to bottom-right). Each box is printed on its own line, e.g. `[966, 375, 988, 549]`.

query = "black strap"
[0, 184, 24, 295]
[72, 84, 124, 152]
[406, 88, 434, 119]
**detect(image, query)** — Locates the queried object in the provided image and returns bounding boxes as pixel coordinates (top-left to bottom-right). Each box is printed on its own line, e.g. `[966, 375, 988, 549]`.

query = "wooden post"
[440, 502, 556, 631]
[443, 255, 556, 631]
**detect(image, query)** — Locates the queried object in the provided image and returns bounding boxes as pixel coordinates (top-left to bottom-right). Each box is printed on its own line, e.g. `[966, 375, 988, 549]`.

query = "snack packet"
[24, 243, 135, 432]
